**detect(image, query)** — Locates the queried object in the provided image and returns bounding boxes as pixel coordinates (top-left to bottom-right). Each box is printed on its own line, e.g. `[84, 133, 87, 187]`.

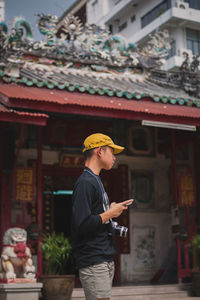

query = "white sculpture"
[0, 227, 36, 280]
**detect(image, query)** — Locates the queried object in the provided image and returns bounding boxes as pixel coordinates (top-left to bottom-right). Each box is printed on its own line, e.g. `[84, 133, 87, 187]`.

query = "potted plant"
[40, 232, 75, 300]
[191, 233, 200, 296]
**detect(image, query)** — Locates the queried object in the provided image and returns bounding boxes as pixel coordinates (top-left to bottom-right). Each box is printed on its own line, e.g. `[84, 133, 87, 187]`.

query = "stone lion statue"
[0, 227, 36, 280]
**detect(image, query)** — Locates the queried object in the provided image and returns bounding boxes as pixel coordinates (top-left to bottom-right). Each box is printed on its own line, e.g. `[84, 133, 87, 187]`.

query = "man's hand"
[100, 199, 134, 224]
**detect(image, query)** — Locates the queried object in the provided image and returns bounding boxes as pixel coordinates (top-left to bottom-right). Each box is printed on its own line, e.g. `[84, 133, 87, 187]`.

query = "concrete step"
[72, 283, 198, 300]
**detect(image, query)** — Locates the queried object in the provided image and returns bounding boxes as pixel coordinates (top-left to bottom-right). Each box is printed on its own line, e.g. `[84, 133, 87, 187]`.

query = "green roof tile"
[150, 94, 160, 102]
[160, 96, 168, 103]
[26, 80, 34, 86]
[124, 91, 133, 99]
[97, 89, 105, 95]
[106, 90, 114, 96]
[169, 98, 177, 104]
[116, 91, 123, 97]
[37, 82, 44, 87]
[57, 84, 65, 89]
[22, 77, 28, 83]
[78, 86, 86, 92]
[68, 85, 76, 92]
[177, 98, 185, 105]
[46, 82, 55, 89]
[88, 88, 95, 94]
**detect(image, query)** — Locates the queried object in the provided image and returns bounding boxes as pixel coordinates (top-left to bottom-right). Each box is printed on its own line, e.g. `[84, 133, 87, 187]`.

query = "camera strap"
[84, 168, 111, 224]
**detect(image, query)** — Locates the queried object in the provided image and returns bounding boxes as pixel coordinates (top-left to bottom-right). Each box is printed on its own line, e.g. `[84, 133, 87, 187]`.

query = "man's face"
[100, 146, 116, 170]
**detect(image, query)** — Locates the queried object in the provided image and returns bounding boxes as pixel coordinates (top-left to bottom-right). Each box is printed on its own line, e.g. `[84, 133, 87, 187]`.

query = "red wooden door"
[101, 165, 130, 284]
[42, 164, 129, 285]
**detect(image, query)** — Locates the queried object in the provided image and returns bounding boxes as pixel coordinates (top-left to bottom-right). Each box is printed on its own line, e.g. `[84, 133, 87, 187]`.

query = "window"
[119, 21, 127, 32]
[131, 15, 136, 23]
[128, 126, 154, 156]
[167, 39, 176, 58]
[108, 24, 113, 34]
[186, 28, 200, 55]
[141, 0, 171, 28]
[131, 171, 154, 209]
[185, 0, 200, 10]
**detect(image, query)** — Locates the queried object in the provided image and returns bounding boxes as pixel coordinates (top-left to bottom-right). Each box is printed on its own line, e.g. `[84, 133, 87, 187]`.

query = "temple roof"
[2, 63, 199, 107]
[0, 14, 200, 124]
[0, 102, 48, 125]
[1, 83, 200, 126]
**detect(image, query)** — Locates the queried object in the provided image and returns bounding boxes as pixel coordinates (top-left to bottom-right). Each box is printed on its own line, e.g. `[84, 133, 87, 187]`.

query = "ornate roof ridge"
[0, 14, 200, 103]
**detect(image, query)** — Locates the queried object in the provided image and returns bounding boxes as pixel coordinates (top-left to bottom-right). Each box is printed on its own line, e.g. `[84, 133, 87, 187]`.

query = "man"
[71, 133, 133, 300]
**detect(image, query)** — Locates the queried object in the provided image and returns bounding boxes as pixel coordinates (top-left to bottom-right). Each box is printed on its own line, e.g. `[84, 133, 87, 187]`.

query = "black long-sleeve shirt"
[71, 167, 116, 269]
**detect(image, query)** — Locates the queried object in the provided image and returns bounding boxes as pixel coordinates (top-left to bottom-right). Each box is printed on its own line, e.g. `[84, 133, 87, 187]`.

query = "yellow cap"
[82, 133, 124, 154]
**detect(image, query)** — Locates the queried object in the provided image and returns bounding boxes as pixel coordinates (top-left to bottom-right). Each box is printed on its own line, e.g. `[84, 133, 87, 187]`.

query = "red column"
[0, 123, 3, 249]
[0, 123, 10, 250]
[171, 130, 181, 283]
[171, 130, 178, 205]
[37, 126, 43, 276]
[0, 123, 5, 251]
[194, 137, 200, 223]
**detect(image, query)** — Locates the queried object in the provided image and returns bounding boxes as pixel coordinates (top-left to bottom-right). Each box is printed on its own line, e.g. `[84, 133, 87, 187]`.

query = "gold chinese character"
[17, 169, 33, 184]
[16, 184, 33, 202]
[63, 157, 70, 166]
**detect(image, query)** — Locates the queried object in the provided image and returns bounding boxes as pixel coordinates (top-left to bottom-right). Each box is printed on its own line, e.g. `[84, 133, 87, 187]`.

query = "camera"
[111, 221, 128, 237]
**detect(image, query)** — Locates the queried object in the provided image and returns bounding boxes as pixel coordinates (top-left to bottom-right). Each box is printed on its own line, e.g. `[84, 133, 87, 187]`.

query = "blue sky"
[5, 0, 76, 40]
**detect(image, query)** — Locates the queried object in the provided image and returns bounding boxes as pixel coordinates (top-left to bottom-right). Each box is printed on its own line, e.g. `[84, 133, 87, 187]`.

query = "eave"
[0, 103, 48, 126]
[0, 83, 200, 126]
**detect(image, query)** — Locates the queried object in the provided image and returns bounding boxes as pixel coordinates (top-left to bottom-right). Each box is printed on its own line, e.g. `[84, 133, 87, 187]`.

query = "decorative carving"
[0, 14, 171, 70]
[133, 226, 156, 270]
[1, 13, 200, 99]
[137, 29, 172, 69]
[148, 52, 200, 98]
[128, 126, 154, 156]
[0, 227, 36, 282]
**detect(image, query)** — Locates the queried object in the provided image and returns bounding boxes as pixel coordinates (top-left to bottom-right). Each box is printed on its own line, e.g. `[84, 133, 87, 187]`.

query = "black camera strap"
[84, 168, 128, 238]
[84, 168, 110, 224]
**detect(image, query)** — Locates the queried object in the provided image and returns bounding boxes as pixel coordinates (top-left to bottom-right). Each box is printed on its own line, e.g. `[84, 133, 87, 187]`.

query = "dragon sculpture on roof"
[0, 14, 171, 68]
[0, 14, 199, 97]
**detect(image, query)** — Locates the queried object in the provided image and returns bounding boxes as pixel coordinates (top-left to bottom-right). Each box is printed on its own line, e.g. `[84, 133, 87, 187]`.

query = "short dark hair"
[83, 146, 107, 160]
[83, 149, 95, 160]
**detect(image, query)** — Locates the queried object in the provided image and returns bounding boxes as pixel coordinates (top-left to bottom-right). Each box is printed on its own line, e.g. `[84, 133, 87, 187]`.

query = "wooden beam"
[0, 112, 48, 126]
[4, 98, 200, 126]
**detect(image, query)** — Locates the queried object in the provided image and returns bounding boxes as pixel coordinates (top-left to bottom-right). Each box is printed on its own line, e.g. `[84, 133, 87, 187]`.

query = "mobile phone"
[125, 199, 134, 206]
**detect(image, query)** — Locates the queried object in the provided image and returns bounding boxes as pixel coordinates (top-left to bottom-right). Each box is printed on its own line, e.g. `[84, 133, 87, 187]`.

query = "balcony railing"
[141, 0, 171, 29]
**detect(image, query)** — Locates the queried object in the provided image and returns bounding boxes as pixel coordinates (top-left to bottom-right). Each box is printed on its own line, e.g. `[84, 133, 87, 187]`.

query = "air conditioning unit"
[173, 0, 189, 9]
[178, 48, 193, 59]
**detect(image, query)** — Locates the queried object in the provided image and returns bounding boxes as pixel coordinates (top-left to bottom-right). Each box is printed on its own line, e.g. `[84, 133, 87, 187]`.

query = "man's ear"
[95, 147, 102, 158]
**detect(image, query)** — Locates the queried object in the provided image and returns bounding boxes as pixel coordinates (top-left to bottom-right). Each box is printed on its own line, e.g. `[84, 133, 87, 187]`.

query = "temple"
[0, 14, 200, 284]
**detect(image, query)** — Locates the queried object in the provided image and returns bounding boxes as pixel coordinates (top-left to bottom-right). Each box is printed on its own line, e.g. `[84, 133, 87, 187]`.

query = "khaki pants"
[79, 261, 115, 300]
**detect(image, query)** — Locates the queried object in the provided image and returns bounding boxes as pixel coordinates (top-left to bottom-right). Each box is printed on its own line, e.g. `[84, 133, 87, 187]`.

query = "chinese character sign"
[178, 167, 196, 207]
[59, 154, 84, 168]
[15, 168, 35, 202]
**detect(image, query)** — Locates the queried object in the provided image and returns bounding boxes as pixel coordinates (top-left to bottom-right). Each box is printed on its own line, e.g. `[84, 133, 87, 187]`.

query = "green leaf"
[41, 232, 74, 275]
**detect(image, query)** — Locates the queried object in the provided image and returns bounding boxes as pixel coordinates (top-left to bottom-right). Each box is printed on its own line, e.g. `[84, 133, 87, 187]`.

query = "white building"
[62, 0, 200, 70]
[0, 0, 5, 22]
